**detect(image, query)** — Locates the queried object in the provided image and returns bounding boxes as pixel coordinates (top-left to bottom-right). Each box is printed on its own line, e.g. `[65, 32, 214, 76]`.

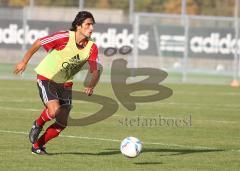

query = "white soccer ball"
[120, 137, 142, 158]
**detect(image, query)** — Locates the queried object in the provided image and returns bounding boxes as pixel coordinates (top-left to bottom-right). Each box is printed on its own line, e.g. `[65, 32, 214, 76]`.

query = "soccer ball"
[120, 137, 142, 158]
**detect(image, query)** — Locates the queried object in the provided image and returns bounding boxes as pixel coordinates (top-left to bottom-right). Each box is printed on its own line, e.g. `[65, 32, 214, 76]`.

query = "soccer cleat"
[29, 121, 42, 144]
[40, 146, 48, 155]
[31, 146, 48, 155]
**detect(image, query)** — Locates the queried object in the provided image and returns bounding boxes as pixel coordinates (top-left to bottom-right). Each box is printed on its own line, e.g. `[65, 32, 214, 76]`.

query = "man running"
[14, 11, 100, 155]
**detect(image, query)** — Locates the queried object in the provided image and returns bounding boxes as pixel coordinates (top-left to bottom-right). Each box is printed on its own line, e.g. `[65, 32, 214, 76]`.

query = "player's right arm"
[14, 39, 41, 74]
[14, 31, 69, 75]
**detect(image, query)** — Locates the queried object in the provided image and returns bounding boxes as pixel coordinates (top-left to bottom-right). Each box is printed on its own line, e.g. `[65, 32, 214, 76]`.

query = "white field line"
[0, 98, 90, 103]
[0, 99, 40, 102]
[0, 87, 28, 90]
[1, 87, 240, 96]
[162, 102, 240, 108]
[0, 106, 40, 112]
[0, 129, 225, 151]
[0, 98, 240, 109]
[0, 106, 237, 124]
[174, 91, 240, 96]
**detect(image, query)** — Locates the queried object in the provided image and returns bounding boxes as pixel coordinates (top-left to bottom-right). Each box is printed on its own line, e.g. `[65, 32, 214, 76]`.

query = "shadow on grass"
[143, 148, 224, 156]
[49, 147, 224, 156]
[134, 162, 163, 165]
[48, 150, 120, 156]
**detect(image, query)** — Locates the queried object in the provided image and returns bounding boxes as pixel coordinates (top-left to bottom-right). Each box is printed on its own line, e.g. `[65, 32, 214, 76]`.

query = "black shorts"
[37, 79, 72, 106]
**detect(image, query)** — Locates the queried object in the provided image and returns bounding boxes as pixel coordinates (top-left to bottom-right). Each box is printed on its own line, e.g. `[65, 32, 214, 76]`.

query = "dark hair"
[70, 11, 95, 31]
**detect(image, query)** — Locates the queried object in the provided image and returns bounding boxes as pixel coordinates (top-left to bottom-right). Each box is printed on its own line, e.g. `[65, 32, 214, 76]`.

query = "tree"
[163, 0, 199, 15]
[96, 0, 110, 8]
[195, 0, 235, 16]
[8, 0, 28, 6]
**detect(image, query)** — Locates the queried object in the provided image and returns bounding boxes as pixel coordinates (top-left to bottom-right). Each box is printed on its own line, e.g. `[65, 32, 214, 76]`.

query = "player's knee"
[55, 121, 67, 131]
[55, 113, 69, 127]
[48, 106, 60, 118]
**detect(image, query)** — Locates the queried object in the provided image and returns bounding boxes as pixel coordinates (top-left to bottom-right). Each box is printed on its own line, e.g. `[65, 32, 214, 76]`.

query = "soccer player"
[14, 11, 100, 155]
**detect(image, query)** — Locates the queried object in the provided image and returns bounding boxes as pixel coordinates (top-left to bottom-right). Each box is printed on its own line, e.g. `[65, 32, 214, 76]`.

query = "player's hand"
[14, 61, 27, 75]
[84, 87, 94, 96]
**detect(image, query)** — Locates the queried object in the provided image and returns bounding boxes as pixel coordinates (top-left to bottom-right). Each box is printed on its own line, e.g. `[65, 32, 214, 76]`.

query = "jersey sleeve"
[39, 31, 69, 52]
[88, 43, 100, 73]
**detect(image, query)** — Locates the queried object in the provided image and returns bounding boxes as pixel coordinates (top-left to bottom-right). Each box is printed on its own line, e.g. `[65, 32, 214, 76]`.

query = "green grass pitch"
[0, 80, 239, 170]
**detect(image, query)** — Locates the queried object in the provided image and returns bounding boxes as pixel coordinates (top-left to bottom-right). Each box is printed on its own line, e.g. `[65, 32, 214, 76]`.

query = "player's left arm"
[84, 44, 100, 96]
[84, 70, 100, 96]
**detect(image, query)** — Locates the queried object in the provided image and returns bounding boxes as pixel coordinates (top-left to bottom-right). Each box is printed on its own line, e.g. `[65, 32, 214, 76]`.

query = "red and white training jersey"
[39, 31, 99, 73]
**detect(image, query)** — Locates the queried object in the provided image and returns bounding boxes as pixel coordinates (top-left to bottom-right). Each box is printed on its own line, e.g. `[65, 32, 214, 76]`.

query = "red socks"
[34, 108, 66, 149]
[34, 123, 65, 148]
[36, 108, 53, 127]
